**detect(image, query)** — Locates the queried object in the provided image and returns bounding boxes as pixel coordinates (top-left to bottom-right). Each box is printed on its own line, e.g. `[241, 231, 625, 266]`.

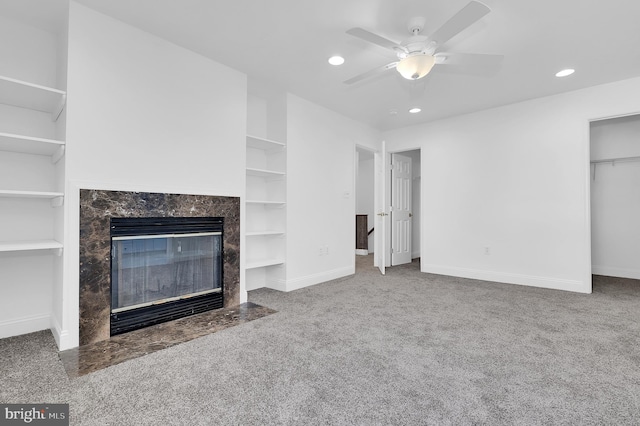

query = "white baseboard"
[592, 265, 640, 280]
[267, 278, 287, 292]
[0, 313, 51, 339]
[50, 314, 75, 350]
[421, 264, 589, 293]
[284, 266, 354, 292]
[355, 249, 369, 256]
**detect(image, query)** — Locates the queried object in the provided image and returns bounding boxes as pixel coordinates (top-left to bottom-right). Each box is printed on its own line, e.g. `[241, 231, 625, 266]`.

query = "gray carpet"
[2, 255, 640, 425]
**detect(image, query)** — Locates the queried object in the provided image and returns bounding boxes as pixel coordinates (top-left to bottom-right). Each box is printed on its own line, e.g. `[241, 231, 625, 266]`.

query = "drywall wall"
[60, 2, 247, 349]
[384, 76, 640, 293]
[286, 94, 379, 290]
[590, 114, 640, 279]
[0, 16, 62, 338]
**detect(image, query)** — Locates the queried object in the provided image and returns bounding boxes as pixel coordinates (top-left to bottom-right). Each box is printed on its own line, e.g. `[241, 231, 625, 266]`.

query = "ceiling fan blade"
[346, 28, 407, 53]
[434, 52, 503, 74]
[344, 62, 398, 85]
[428, 1, 490, 45]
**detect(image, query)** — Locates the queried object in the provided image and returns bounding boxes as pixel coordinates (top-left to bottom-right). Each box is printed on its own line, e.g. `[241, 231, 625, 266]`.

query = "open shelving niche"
[0, 74, 66, 255]
[245, 134, 286, 289]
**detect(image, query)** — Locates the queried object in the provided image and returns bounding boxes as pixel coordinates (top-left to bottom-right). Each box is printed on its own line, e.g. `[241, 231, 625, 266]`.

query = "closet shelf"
[591, 155, 640, 164]
[0, 239, 63, 253]
[246, 167, 286, 178]
[246, 258, 285, 269]
[247, 135, 285, 150]
[0, 75, 66, 119]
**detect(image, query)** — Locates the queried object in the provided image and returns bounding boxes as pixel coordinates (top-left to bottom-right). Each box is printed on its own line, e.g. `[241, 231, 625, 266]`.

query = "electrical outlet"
[484, 247, 490, 255]
[319, 247, 324, 256]
[325, 245, 329, 255]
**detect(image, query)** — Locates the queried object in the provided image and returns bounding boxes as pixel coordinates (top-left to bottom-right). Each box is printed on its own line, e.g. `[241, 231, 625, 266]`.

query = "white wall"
[0, 16, 62, 338]
[286, 94, 379, 290]
[58, 2, 247, 349]
[590, 114, 640, 279]
[384, 76, 640, 293]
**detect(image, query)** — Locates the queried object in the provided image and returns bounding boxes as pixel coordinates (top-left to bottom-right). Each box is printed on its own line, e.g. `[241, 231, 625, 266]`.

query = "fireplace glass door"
[111, 232, 222, 313]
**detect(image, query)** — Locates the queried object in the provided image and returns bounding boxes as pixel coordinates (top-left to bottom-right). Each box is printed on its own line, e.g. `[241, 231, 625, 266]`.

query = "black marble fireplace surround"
[79, 189, 241, 346]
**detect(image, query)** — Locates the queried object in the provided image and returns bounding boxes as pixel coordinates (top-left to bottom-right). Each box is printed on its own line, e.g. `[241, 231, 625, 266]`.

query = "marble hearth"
[79, 189, 240, 346]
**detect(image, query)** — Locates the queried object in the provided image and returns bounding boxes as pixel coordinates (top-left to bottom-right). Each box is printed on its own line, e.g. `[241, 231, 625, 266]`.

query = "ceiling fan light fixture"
[396, 54, 435, 80]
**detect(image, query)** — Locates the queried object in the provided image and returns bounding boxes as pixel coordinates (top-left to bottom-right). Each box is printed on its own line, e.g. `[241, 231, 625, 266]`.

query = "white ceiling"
[4, 0, 640, 130]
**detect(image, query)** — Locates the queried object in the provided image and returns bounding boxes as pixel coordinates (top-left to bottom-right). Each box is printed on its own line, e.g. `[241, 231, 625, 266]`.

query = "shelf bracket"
[55, 247, 63, 257]
[52, 93, 66, 122]
[51, 145, 65, 164]
[51, 196, 64, 207]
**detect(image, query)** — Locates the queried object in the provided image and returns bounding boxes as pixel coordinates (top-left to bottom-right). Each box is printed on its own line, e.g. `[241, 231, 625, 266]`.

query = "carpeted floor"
[1, 255, 640, 425]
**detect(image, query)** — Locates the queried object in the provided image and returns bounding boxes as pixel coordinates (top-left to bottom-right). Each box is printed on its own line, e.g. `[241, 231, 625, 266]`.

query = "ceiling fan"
[344, 0, 502, 85]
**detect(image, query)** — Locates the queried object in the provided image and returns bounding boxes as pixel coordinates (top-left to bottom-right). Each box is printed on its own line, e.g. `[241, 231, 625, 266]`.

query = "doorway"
[389, 149, 421, 267]
[355, 145, 421, 273]
[590, 114, 640, 281]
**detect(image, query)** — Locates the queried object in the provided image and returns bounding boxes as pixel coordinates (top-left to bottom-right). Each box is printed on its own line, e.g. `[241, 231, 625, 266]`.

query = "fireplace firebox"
[110, 217, 224, 335]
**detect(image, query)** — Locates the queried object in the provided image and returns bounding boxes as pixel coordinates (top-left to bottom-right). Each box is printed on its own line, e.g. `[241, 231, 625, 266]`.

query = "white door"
[391, 153, 412, 265]
[374, 141, 387, 275]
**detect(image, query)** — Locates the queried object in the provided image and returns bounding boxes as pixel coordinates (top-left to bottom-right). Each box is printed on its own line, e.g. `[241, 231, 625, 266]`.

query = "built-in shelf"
[0, 132, 65, 160]
[0, 189, 64, 199]
[246, 167, 286, 178]
[0, 75, 66, 120]
[246, 200, 286, 206]
[246, 230, 285, 236]
[0, 239, 63, 253]
[0, 189, 64, 207]
[246, 258, 285, 269]
[246, 135, 286, 150]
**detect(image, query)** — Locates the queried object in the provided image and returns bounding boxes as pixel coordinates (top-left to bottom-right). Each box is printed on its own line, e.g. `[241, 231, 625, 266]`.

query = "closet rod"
[591, 155, 640, 164]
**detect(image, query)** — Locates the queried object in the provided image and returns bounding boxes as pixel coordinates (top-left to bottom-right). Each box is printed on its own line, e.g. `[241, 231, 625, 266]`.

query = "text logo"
[0, 405, 68, 426]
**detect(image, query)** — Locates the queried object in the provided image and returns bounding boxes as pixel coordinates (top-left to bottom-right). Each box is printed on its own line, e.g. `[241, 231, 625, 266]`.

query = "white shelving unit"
[0, 75, 66, 119]
[245, 133, 286, 290]
[0, 239, 63, 253]
[0, 132, 65, 162]
[0, 74, 66, 254]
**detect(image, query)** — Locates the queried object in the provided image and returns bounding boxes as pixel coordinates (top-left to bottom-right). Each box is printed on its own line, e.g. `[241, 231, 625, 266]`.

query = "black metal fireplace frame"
[109, 216, 224, 336]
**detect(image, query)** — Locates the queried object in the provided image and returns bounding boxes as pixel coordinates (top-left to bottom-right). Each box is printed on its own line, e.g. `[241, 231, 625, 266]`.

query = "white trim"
[50, 314, 69, 350]
[68, 179, 241, 199]
[267, 278, 287, 292]
[284, 266, 354, 292]
[355, 249, 369, 256]
[0, 313, 51, 339]
[592, 265, 640, 280]
[421, 264, 589, 293]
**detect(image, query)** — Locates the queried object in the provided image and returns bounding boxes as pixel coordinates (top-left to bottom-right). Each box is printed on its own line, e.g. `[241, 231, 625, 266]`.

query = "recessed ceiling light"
[555, 68, 575, 77]
[409, 107, 422, 114]
[328, 56, 345, 66]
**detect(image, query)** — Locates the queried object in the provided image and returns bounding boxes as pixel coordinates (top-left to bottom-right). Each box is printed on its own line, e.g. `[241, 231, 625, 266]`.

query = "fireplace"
[110, 217, 224, 335]
[79, 190, 240, 346]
